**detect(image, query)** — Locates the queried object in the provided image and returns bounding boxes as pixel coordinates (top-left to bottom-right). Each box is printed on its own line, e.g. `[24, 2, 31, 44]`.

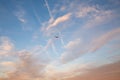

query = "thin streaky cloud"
[61, 27, 120, 63]
[83, 10, 114, 29]
[43, 39, 54, 59]
[31, 0, 43, 26]
[51, 42, 59, 56]
[44, 0, 54, 19]
[0, 0, 120, 80]
[76, 6, 98, 18]
[90, 27, 120, 52]
[61, 38, 82, 63]
[59, 31, 65, 47]
[14, 8, 26, 23]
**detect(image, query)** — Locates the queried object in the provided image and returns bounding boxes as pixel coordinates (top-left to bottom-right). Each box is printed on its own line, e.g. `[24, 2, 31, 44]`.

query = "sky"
[0, 0, 120, 80]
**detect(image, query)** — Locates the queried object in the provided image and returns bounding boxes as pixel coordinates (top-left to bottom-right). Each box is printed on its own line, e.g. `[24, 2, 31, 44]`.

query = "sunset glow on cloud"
[0, 0, 120, 80]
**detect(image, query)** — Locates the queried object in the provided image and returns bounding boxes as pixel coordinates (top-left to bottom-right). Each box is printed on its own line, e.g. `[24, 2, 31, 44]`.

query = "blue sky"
[0, 0, 120, 80]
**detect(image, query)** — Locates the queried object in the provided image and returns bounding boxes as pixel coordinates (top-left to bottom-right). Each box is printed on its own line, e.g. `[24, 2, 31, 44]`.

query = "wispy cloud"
[44, 0, 54, 19]
[76, 6, 98, 18]
[61, 38, 82, 63]
[0, 36, 14, 56]
[14, 8, 26, 23]
[40, 12, 72, 39]
[90, 27, 120, 52]
[60, 6, 66, 11]
[42, 2, 118, 38]
[46, 13, 72, 30]
[83, 10, 114, 29]
[60, 27, 120, 63]
[74, 4, 116, 29]
[43, 38, 59, 58]
[14, 6, 34, 31]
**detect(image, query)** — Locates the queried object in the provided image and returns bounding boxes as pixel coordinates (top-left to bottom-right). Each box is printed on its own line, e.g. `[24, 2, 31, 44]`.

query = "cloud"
[90, 27, 120, 52]
[76, 6, 98, 18]
[0, 36, 14, 56]
[14, 8, 26, 23]
[41, 1, 117, 38]
[0, 50, 46, 80]
[64, 38, 81, 50]
[14, 7, 33, 31]
[0, 34, 118, 80]
[0, 61, 15, 67]
[61, 27, 120, 63]
[61, 39, 82, 63]
[60, 63, 93, 79]
[83, 9, 114, 28]
[42, 38, 60, 59]
[42, 3, 117, 39]
[63, 61, 120, 80]
[0, 37, 50, 79]
[44, 0, 53, 19]
[60, 6, 66, 11]
[74, 4, 117, 29]
[41, 0, 119, 36]
[46, 13, 72, 30]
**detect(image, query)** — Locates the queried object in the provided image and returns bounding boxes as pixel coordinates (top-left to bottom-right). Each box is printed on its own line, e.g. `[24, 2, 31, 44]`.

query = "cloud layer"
[0, 0, 120, 80]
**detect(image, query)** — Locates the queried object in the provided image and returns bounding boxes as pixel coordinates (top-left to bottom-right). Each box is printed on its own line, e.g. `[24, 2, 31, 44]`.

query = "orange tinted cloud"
[63, 61, 120, 80]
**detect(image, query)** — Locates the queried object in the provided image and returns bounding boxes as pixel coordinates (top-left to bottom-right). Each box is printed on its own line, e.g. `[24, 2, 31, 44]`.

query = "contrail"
[60, 36, 65, 47]
[51, 42, 59, 56]
[43, 39, 53, 59]
[32, 7, 42, 26]
[58, 31, 65, 47]
[31, 0, 43, 26]
[44, 38, 59, 58]
[44, 0, 54, 19]
[46, 51, 52, 60]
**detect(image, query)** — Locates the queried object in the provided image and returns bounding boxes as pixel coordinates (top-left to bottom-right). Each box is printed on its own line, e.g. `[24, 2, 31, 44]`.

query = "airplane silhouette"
[55, 36, 59, 38]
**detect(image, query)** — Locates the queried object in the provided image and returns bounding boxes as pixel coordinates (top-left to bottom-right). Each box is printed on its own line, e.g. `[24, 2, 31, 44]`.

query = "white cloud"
[61, 39, 82, 63]
[0, 50, 47, 80]
[60, 6, 66, 11]
[43, 60, 95, 80]
[44, 0, 53, 19]
[64, 39, 81, 50]
[76, 6, 98, 18]
[46, 13, 72, 30]
[74, 5, 116, 29]
[0, 37, 14, 56]
[14, 8, 26, 23]
[61, 27, 120, 63]
[83, 9, 114, 28]
[41, 1, 119, 38]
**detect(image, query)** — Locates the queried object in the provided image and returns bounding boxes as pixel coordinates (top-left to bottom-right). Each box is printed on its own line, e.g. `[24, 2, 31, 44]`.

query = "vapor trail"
[31, 0, 43, 26]
[44, 0, 54, 19]
[58, 31, 65, 47]
[52, 42, 59, 56]
[44, 39, 53, 59]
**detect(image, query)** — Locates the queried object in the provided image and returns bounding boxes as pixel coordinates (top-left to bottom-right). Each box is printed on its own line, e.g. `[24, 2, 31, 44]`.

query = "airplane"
[55, 36, 59, 38]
